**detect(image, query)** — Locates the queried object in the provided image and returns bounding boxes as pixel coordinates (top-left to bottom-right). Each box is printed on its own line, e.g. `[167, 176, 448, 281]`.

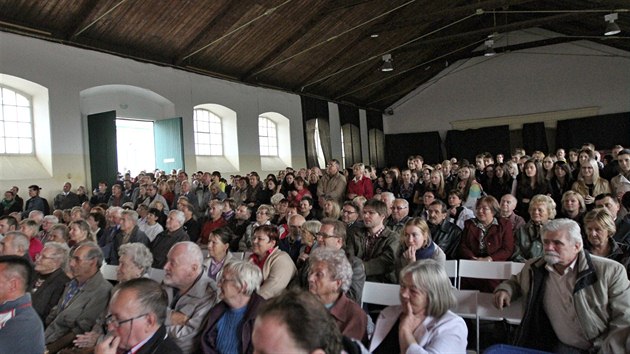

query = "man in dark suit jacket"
[32, 242, 71, 322]
[96, 278, 183, 354]
[108, 210, 149, 265]
[53, 182, 81, 210]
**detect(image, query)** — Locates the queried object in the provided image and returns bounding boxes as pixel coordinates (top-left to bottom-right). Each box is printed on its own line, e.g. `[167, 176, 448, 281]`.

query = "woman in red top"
[199, 199, 227, 246]
[346, 163, 374, 200]
[288, 176, 312, 208]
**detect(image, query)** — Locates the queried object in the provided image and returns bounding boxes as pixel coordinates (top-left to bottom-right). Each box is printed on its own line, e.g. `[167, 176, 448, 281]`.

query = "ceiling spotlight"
[370, 33, 379, 38]
[604, 13, 621, 36]
[381, 54, 393, 72]
[484, 39, 496, 56]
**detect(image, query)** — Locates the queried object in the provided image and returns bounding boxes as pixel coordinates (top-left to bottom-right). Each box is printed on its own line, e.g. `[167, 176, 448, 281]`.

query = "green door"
[154, 117, 185, 172]
[87, 111, 118, 189]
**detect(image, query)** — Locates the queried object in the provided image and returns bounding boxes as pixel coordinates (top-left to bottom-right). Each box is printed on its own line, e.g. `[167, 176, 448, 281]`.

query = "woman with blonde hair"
[323, 197, 341, 220]
[572, 158, 611, 210]
[395, 218, 445, 279]
[583, 208, 630, 275]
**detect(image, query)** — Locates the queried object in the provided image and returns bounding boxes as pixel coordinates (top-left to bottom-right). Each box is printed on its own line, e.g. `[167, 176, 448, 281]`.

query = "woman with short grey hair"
[307, 247, 366, 340]
[370, 259, 467, 353]
[118, 242, 153, 280]
[199, 260, 264, 353]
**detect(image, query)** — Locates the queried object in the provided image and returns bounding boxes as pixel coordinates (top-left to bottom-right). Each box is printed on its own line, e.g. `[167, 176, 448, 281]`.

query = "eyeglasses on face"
[105, 313, 148, 328]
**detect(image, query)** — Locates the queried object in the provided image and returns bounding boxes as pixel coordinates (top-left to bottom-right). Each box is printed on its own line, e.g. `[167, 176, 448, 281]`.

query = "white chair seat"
[360, 281, 400, 307]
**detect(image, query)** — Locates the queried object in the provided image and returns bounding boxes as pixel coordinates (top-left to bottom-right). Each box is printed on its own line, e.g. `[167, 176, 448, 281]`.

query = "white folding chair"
[149, 268, 165, 283]
[360, 281, 401, 308]
[457, 260, 524, 323]
[232, 252, 244, 260]
[100, 264, 118, 281]
[444, 259, 459, 287]
[453, 289, 480, 354]
[243, 251, 253, 261]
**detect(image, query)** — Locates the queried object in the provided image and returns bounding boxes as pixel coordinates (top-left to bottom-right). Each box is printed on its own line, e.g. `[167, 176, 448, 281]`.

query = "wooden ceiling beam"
[369, 0, 536, 34]
[241, 7, 331, 81]
[396, 12, 584, 54]
[61, 0, 101, 40]
[173, 1, 243, 66]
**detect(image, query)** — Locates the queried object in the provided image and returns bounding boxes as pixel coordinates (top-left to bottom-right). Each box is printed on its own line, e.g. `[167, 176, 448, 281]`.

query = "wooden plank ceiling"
[1, 0, 628, 111]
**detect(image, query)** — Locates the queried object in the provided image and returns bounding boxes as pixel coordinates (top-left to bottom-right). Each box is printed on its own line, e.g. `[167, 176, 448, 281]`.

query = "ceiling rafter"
[369, 0, 536, 35]
[397, 12, 587, 54]
[242, 6, 332, 82]
[61, 0, 101, 40]
[173, 1, 242, 66]
[70, 0, 129, 38]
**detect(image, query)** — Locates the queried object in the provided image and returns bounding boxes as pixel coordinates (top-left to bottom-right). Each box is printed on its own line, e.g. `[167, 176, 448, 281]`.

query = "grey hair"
[169, 210, 185, 226]
[43, 215, 59, 224]
[172, 241, 204, 267]
[108, 206, 123, 217]
[76, 241, 105, 268]
[309, 248, 352, 293]
[400, 259, 456, 318]
[28, 210, 44, 220]
[4, 231, 30, 253]
[222, 260, 263, 296]
[121, 210, 139, 224]
[119, 243, 153, 275]
[394, 198, 409, 208]
[301, 220, 322, 236]
[381, 192, 395, 203]
[542, 218, 583, 250]
[42, 242, 70, 269]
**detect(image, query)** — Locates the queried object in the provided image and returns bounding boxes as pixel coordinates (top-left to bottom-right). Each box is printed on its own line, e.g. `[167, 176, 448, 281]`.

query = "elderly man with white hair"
[494, 218, 630, 352]
[32, 242, 70, 322]
[163, 241, 218, 353]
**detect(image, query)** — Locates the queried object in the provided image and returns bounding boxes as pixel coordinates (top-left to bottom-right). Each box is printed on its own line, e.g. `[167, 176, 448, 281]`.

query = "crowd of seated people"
[1, 143, 630, 353]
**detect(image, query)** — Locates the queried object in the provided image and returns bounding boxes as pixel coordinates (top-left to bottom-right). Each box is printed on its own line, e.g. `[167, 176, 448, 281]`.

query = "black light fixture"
[605, 13, 621, 36]
[484, 39, 496, 56]
[381, 54, 393, 72]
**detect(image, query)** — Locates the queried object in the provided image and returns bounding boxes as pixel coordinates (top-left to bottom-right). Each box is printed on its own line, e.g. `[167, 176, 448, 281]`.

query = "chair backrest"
[511, 262, 525, 275]
[444, 260, 458, 286]
[243, 251, 253, 261]
[452, 289, 478, 320]
[101, 264, 118, 281]
[232, 252, 244, 260]
[149, 268, 165, 283]
[361, 281, 401, 308]
[457, 260, 514, 289]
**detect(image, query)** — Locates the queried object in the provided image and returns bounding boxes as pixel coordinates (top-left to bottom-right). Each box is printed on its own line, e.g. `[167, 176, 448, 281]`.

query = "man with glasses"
[316, 218, 365, 303]
[279, 214, 306, 264]
[45, 242, 112, 352]
[342, 201, 363, 234]
[386, 198, 411, 234]
[346, 199, 400, 283]
[32, 242, 70, 322]
[96, 278, 182, 354]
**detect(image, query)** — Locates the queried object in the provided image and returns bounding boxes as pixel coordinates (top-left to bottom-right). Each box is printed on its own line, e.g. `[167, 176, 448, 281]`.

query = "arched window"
[258, 116, 278, 156]
[194, 108, 223, 156]
[1, 86, 33, 154]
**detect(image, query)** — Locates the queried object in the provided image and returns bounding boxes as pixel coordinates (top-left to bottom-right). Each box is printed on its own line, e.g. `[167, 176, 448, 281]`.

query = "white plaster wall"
[385, 40, 630, 135]
[0, 32, 308, 201]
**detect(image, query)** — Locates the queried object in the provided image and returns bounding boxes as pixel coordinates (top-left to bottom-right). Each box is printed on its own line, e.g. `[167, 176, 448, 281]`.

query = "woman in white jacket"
[370, 259, 467, 354]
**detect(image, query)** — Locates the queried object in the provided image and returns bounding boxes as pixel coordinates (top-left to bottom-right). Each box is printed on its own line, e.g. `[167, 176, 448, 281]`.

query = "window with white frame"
[194, 108, 223, 156]
[0, 86, 33, 154]
[258, 116, 278, 156]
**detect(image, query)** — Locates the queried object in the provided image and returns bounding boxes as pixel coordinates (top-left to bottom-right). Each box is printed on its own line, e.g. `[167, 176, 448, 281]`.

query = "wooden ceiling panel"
[0, 0, 628, 110]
